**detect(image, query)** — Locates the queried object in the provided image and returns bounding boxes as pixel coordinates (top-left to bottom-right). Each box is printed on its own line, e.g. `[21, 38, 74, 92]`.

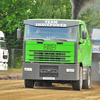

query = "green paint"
[77, 21, 92, 66]
[25, 41, 75, 63]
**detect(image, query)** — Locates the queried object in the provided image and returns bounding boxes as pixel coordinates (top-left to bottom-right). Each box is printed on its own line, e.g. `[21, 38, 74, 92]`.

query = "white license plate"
[43, 77, 55, 80]
[4, 50, 8, 55]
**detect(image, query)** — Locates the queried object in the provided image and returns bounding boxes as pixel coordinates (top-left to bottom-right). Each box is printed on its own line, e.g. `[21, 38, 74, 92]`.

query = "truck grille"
[29, 50, 71, 63]
[40, 65, 58, 77]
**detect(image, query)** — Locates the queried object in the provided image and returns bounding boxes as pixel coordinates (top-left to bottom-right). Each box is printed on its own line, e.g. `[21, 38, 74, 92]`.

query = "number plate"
[43, 77, 55, 80]
[4, 50, 8, 55]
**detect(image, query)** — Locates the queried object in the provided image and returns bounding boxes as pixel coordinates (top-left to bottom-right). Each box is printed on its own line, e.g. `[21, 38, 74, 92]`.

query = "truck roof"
[27, 19, 84, 23]
[24, 19, 84, 27]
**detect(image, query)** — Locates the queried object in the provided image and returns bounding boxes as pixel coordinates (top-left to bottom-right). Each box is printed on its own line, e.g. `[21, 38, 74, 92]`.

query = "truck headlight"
[24, 68, 32, 71]
[66, 69, 75, 72]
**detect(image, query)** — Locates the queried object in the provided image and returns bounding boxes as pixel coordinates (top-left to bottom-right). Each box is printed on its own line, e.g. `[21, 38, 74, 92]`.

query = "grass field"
[0, 68, 22, 72]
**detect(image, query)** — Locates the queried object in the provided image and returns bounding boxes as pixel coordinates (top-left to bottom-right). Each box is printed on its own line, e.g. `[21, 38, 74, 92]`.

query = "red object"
[89, 34, 92, 36]
[92, 41, 94, 44]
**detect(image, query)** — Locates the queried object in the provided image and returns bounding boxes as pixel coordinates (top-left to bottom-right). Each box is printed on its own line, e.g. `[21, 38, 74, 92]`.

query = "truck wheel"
[82, 67, 91, 89]
[72, 67, 83, 90]
[24, 79, 34, 88]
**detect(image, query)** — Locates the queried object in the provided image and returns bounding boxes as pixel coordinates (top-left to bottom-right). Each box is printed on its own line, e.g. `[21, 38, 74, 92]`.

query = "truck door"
[78, 25, 84, 62]
[80, 24, 91, 66]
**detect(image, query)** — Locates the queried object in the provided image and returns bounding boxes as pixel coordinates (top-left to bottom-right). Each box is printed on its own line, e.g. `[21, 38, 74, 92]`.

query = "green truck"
[17, 19, 92, 90]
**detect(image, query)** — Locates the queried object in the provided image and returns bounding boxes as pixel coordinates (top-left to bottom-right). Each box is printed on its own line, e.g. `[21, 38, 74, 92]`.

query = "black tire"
[35, 82, 42, 86]
[24, 79, 34, 88]
[72, 67, 83, 90]
[82, 67, 91, 89]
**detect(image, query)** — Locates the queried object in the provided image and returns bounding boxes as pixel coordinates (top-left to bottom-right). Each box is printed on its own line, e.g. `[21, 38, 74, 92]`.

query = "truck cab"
[91, 28, 100, 62]
[17, 19, 92, 90]
[0, 31, 9, 70]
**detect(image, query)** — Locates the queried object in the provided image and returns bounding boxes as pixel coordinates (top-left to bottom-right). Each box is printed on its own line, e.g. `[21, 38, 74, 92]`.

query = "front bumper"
[23, 62, 79, 81]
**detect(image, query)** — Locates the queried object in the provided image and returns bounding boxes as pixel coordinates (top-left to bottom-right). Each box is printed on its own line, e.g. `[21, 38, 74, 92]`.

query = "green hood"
[25, 41, 75, 63]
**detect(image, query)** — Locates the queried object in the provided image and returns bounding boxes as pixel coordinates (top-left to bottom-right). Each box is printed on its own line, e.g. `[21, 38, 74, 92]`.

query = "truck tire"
[82, 67, 91, 89]
[24, 79, 34, 88]
[72, 67, 83, 90]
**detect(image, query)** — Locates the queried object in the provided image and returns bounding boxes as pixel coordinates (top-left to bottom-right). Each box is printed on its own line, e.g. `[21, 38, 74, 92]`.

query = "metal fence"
[10, 49, 23, 68]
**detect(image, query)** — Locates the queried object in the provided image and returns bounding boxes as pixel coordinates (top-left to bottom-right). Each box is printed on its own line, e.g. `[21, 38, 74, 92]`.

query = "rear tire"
[82, 67, 91, 89]
[72, 67, 83, 90]
[24, 79, 34, 88]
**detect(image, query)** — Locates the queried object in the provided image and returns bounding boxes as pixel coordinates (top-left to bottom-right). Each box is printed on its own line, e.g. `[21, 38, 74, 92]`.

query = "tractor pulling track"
[0, 80, 100, 100]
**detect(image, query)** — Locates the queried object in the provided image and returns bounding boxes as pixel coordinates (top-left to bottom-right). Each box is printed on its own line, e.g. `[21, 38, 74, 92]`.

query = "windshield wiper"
[27, 39, 44, 41]
[51, 39, 67, 42]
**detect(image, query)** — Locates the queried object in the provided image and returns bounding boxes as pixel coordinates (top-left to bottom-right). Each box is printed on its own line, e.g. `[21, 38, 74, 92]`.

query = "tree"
[0, 0, 39, 67]
[37, 0, 72, 19]
[78, 1, 100, 34]
[0, 0, 39, 48]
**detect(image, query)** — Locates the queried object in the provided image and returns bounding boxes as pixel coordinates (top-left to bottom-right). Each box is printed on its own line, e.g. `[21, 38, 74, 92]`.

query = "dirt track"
[0, 72, 22, 80]
[0, 80, 100, 100]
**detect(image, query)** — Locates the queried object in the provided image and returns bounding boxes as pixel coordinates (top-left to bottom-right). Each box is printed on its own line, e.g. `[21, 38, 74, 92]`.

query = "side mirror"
[17, 28, 21, 40]
[82, 31, 87, 39]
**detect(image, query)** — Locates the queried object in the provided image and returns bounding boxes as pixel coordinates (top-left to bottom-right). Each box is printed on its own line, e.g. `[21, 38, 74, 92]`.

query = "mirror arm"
[18, 22, 23, 28]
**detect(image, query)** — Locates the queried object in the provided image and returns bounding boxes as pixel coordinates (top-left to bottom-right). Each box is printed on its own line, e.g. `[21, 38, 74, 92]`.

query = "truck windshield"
[24, 25, 77, 41]
[0, 41, 6, 49]
[92, 29, 100, 40]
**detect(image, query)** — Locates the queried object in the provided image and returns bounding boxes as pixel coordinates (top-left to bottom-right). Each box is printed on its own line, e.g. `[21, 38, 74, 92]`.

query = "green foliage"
[0, 0, 39, 47]
[37, 0, 72, 19]
[78, 3, 100, 34]
[13, 49, 23, 69]
[0, 0, 40, 67]
[14, 56, 23, 69]
[0, 68, 22, 72]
